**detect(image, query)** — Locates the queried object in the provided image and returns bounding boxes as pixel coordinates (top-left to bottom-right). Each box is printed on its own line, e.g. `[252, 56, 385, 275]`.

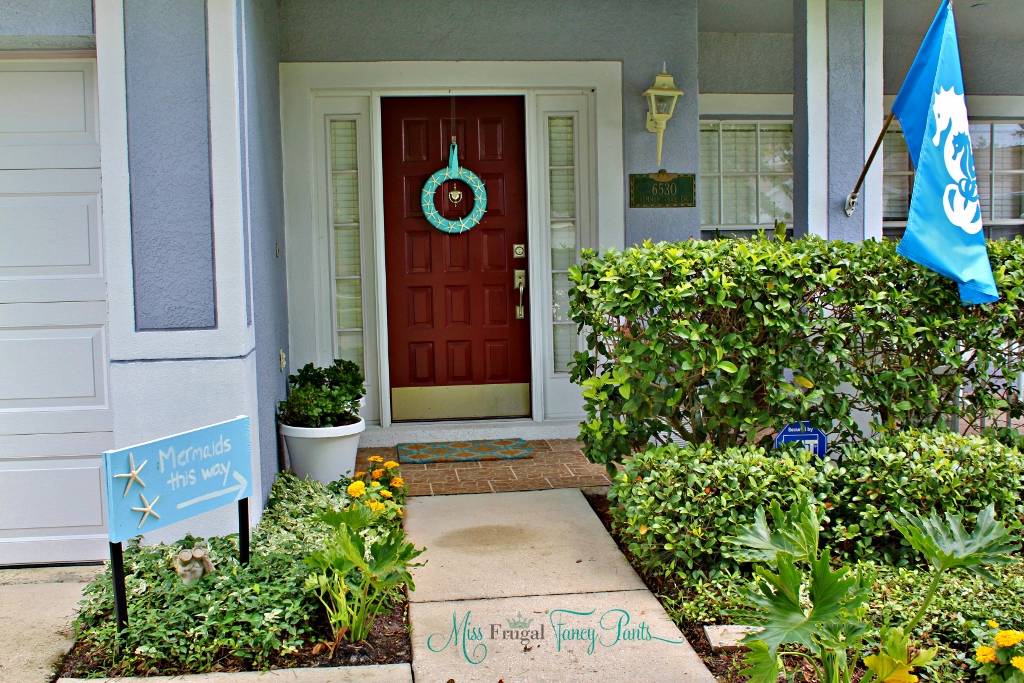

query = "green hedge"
[569, 236, 1024, 470]
[826, 429, 1024, 563]
[607, 442, 830, 579]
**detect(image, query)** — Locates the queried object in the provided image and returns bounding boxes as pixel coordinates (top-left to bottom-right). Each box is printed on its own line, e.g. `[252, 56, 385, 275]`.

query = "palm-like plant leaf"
[725, 499, 820, 563]
[740, 640, 784, 683]
[740, 550, 869, 655]
[888, 504, 1020, 582]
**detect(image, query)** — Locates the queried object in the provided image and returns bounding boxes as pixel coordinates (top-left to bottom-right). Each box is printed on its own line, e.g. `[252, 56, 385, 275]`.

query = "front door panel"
[382, 96, 529, 421]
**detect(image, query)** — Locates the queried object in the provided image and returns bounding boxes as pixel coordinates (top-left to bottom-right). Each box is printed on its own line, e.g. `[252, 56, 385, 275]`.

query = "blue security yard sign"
[103, 416, 252, 544]
[774, 421, 828, 458]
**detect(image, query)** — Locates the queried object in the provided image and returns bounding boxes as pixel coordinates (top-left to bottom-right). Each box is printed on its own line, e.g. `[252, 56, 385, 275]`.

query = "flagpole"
[844, 111, 897, 217]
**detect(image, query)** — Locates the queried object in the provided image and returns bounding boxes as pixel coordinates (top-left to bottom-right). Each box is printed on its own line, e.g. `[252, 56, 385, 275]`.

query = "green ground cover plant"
[65, 471, 415, 677]
[569, 237, 1024, 470]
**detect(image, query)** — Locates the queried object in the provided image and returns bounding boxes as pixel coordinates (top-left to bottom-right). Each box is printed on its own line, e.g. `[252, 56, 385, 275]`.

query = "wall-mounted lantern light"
[643, 64, 684, 166]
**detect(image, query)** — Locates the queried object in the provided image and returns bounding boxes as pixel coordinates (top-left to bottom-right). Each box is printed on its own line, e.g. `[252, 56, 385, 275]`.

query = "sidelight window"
[329, 119, 364, 369]
[548, 116, 579, 374]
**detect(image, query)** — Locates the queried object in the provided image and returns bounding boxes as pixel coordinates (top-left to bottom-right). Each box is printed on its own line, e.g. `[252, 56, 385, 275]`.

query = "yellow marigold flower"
[384, 460, 400, 469]
[397, 508, 403, 515]
[371, 481, 381, 487]
[995, 630, 1024, 648]
[976, 646, 997, 664]
[347, 480, 366, 498]
[371, 468, 385, 480]
[353, 471, 366, 479]
[365, 500, 385, 512]
[1011, 656, 1024, 673]
[988, 620, 1001, 629]
[367, 455, 384, 463]
[390, 476, 405, 488]
[380, 489, 393, 498]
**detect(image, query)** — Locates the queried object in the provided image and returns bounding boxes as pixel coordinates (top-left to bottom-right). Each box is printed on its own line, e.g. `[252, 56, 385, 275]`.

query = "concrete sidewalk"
[0, 565, 101, 683]
[403, 488, 716, 683]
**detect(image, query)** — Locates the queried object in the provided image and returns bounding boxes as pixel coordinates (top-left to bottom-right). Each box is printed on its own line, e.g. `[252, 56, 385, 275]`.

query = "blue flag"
[892, 0, 998, 305]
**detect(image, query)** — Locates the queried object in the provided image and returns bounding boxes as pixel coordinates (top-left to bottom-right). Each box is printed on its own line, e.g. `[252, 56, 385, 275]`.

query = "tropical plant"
[725, 498, 1020, 683]
[304, 507, 424, 645]
[277, 359, 365, 428]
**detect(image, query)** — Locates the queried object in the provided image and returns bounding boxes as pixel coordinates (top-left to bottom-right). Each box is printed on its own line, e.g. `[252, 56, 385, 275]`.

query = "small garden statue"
[173, 544, 215, 585]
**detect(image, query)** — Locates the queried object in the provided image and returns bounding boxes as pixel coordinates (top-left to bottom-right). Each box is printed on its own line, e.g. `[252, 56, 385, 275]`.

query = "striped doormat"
[396, 438, 532, 464]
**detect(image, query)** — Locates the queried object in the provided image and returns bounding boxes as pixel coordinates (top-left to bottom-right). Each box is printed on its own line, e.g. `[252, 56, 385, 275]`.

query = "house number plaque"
[629, 170, 696, 208]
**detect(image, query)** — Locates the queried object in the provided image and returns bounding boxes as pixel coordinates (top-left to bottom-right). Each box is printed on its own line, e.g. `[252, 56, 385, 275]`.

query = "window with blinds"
[548, 116, 578, 373]
[700, 121, 794, 238]
[329, 119, 364, 369]
[883, 121, 1024, 241]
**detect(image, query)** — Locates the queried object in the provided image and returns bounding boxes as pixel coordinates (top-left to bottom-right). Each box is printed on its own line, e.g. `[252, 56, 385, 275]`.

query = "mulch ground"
[58, 599, 411, 678]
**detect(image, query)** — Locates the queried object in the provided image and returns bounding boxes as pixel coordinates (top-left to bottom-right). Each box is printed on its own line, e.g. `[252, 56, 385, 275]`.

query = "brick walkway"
[356, 439, 611, 496]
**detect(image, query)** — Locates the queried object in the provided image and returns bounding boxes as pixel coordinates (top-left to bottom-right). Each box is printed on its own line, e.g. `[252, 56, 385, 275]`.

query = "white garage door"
[0, 59, 110, 564]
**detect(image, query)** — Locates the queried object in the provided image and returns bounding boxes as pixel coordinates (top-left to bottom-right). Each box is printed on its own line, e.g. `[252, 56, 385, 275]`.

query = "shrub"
[607, 442, 831, 579]
[277, 359, 365, 428]
[569, 237, 1024, 470]
[826, 430, 1024, 563]
[569, 237, 858, 472]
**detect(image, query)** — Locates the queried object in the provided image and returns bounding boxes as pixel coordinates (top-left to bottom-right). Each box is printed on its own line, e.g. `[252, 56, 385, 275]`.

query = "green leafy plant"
[304, 508, 424, 645]
[277, 359, 365, 428]
[827, 430, 1024, 562]
[725, 499, 1020, 683]
[569, 237, 1024, 470]
[608, 442, 831, 578]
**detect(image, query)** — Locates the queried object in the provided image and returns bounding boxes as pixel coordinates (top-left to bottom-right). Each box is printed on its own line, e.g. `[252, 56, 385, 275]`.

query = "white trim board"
[279, 62, 623, 434]
[882, 95, 1024, 118]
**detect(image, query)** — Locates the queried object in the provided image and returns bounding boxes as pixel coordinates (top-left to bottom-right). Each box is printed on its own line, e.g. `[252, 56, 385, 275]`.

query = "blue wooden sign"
[103, 416, 252, 543]
[774, 421, 828, 458]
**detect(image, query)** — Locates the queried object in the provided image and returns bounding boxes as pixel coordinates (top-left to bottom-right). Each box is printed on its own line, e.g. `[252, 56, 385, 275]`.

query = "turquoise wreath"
[421, 143, 487, 233]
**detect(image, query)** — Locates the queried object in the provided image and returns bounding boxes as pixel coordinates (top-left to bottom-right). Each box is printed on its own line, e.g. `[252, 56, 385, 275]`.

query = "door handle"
[513, 269, 526, 319]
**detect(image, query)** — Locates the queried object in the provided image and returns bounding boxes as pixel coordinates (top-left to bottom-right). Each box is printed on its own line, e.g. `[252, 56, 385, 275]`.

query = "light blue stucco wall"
[242, 0, 288, 501]
[698, 32, 794, 94]
[278, 0, 701, 245]
[885, 34, 1024, 96]
[827, 0, 865, 242]
[124, 0, 218, 330]
[0, 0, 94, 49]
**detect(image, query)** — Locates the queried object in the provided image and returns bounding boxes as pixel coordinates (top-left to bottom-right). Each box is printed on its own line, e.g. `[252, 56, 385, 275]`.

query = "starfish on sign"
[131, 493, 161, 529]
[113, 452, 147, 497]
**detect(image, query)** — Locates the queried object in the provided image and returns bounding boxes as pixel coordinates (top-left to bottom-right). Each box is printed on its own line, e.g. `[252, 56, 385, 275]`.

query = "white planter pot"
[280, 418, 365, 485]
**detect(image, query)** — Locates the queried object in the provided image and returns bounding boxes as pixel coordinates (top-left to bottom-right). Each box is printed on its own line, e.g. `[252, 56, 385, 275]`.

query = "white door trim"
[281, 61, 623, 433]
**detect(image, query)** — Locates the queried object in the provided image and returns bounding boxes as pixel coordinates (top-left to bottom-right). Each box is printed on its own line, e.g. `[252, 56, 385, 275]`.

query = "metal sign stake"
[109, 541, 129, 633]
[238, 498, 250, 565]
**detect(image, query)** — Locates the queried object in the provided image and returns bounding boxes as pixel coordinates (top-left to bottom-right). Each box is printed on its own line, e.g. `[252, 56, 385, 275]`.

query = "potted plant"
[278, 359, 366, 484]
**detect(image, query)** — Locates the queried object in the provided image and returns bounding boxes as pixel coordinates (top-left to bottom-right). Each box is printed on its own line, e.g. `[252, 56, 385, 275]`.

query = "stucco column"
[795, 0, 884, 241]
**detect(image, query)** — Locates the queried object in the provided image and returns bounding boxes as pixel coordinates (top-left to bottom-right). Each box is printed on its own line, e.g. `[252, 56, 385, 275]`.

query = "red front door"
[381, 96, 530, 421]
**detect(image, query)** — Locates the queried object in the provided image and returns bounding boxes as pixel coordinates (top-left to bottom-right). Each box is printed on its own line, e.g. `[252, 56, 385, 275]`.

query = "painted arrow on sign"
[177, 470, 248, 510]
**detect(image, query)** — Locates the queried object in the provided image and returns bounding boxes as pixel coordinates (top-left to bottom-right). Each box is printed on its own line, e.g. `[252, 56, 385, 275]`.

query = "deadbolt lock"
[513, 243, 526, 258]
[513, 269, 526, 319]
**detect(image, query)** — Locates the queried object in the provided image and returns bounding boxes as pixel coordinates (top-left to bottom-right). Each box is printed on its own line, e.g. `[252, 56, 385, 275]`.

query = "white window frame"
[699, 119, 794, 239]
